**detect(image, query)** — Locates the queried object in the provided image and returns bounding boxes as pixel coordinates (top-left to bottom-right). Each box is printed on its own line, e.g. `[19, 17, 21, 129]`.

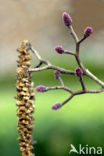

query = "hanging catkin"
[16, 40, 35, 156]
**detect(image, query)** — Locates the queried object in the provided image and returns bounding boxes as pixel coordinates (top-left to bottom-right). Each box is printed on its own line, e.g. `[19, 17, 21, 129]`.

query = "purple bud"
[84, 26, 93, 37]
[51, 103, 61, 110]
[62, 12, 72, 27]
[54, 45, 64, 54]
[54, 70, 60, 79]
[35, 85, 46, 93]
[75, 67, 83, 77]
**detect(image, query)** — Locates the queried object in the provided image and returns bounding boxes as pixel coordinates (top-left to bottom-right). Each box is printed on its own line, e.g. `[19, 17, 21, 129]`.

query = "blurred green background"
[0, 0, 104, 156]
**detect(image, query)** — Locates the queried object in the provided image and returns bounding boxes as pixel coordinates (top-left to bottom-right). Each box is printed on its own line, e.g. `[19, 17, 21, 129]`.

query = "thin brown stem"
[79, 76, 86, 91]
[64, 51, 76, 56]
[61, 88, 104, 107]
[30, 47, 42, 61]
[30, 47, 50, 65]
[83, 69, 104, 87]
[78, 36, 87, 44]
[58, 77, 65, 86]
[46, 86, 73, 94]
[61, 94, 74, 106]
[34, 62, 43, 68]
[69, 25, 79, 43]
[29, 65, 75, 75]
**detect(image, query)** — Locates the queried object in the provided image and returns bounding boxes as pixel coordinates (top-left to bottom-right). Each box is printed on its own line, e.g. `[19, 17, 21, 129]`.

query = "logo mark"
[69, 144, 102, 155]
[69, 144, 78, 154]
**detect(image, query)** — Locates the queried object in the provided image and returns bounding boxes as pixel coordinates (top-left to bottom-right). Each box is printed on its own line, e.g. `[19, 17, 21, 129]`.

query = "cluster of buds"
[31, 12, 104, 111]
[16, 41, 35, 156]
[62, 12, 93, 37]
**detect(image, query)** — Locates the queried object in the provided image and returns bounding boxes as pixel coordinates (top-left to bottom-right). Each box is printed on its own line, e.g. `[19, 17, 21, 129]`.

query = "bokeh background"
[0, 0, 104, 155]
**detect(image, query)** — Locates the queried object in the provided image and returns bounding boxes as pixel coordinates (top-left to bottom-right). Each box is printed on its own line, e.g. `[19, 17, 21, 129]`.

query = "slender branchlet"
[16, 40, 35, 156]
[19, 13, 104, 111]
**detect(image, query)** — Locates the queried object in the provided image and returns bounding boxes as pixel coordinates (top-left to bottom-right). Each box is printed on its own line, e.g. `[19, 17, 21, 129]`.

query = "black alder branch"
[28, 12, 104, 110]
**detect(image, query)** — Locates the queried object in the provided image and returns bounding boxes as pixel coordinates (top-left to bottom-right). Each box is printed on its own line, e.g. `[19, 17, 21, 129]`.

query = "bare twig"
[79, 76, 86, 91]
[58, 77, 65, 87]
[78, 36, 87, 44]
[30, 46, 50, 65]
[83, 69, 104, 87]
[30, 47, 42, 61]
[34, 62, 43, 68]
[29, 65, 75, 75]
[29, 13, 104, 109]
[64, 50, 76, 56]
[46, 86, 73, 94]
[61, 88, 104, 107]
[69, 25, 79, 43]
[61, 94, 74, 106]
[68, 25, 104, 88]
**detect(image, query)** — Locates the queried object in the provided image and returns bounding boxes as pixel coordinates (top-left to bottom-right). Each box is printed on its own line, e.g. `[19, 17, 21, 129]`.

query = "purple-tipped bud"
[35, 85, 46, 93]
[75, 67, 83, 77]
[54, 70, 60, 79]
[84, 26, 93, 37]
[51, 103, 61, 110]
[54, 45, 64, 54]
[62, 12, 72, 27]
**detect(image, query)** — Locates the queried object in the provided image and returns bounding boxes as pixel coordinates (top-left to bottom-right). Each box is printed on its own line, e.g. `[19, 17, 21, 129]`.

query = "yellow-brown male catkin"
[16, 40, 35, 156]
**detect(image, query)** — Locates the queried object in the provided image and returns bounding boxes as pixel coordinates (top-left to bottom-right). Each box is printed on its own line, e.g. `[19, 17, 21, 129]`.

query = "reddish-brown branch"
[29, 22, 104, 109]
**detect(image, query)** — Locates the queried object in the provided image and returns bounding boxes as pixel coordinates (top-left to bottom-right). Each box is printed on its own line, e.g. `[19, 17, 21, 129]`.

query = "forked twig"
[29, 12, 104, 110]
